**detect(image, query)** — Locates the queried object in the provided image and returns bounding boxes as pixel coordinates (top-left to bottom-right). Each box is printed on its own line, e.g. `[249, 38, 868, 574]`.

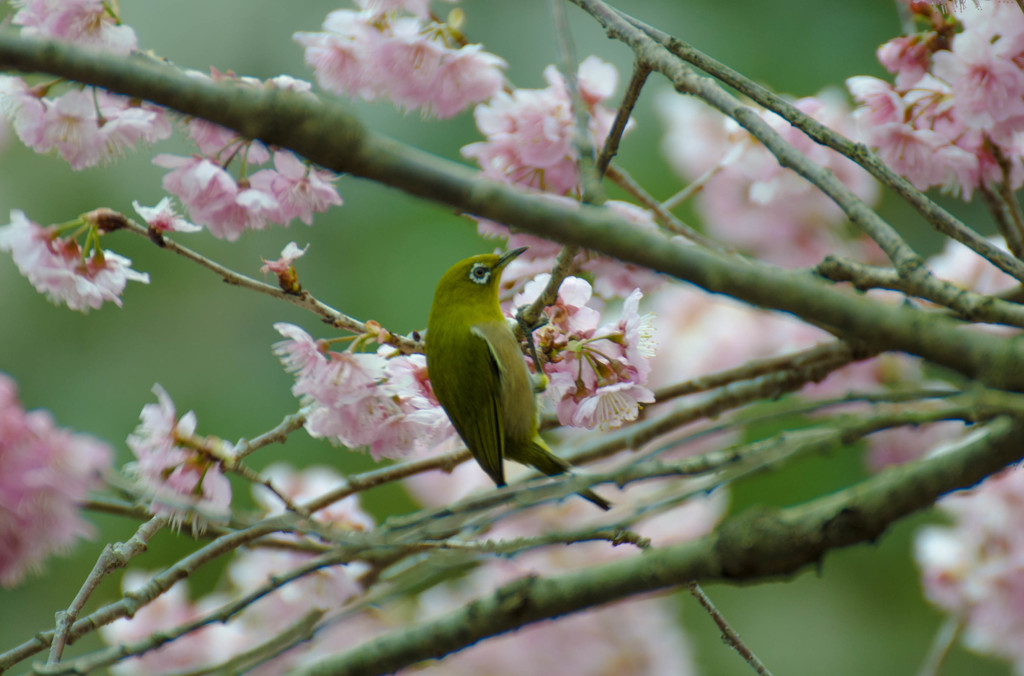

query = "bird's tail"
[508, 436, 612, 511]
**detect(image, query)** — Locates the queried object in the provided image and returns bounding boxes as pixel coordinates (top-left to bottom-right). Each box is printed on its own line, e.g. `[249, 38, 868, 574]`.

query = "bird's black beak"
[496, 246, 528, 269]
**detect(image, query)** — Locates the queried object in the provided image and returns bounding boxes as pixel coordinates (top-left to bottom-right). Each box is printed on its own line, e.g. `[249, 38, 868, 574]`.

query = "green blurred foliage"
[0, 0, 1010, 674]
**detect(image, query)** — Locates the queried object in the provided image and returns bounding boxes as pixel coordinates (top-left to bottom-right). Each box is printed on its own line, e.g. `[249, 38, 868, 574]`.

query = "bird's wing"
[433, 323, 504, 486]
[471, 321, 535, 438]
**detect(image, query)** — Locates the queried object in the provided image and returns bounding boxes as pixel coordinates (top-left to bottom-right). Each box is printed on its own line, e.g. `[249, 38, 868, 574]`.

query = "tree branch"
[3, 37, 1024, 389]
[290, 418, 1024, 676]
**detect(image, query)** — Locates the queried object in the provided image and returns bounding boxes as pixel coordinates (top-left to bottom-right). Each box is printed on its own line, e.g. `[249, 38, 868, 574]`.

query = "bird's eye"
[469, 264, 491, 285]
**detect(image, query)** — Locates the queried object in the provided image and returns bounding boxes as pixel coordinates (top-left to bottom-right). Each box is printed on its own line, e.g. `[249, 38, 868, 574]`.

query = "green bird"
[426, 247, 611, 510]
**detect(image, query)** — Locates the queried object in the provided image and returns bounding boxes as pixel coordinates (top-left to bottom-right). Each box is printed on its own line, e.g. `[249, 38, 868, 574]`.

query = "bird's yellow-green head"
[429, 247, 527, 318]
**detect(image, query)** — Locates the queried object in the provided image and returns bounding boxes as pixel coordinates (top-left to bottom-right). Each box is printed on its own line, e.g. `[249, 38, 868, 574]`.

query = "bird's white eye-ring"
[469, 263, 491, 285]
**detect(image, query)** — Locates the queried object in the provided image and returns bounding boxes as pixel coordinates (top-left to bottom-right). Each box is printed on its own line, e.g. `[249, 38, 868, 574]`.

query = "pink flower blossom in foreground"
[273, 323, 455, 459]
[0, 373, 111, 587]
[0, 210, 150, 312]
[249, 151, 343, 225]
[295, 8, 505, 119]
[100, 573, 250, 676]
[916, 465, 1024, 670]
[462, 55, 625, 196]
[0, 81, 170, 170]
[154, 154, 280, 240]
[658, 89, 880, 266]
[511, 276, 657, 430]
[12, 0, 138, 56]
[132, 198, 201, 233]
[125, 385, 232, 532]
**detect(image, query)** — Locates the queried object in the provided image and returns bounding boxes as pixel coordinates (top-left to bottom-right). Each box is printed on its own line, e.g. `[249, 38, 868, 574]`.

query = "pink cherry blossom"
[932, 29, 1024, 131]
[296, 8, 505, 119]
[125, 384, 232, 532]
[260, 241, 309, 293]
[0, 82, 170, 170]
[463, 57, 626, 196]
[12, 0, 138, 56]
[848, 3, 1024, 200]
[510, 276, 657, 430]
[248, 151, 343, 225]
[0, 373, 111, 587]
[154, 154, 280, 240]
[0, 210, 150, 313]
[877, 34, 934, 88]
[273, 324, 455, 460]
[355, 0, 432, 18]
[295, 11, 377, 99]
[132, 198, 201, 233]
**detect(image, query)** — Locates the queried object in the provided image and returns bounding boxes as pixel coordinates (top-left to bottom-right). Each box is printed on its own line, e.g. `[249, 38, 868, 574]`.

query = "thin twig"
[605, 162, 735, 252]
[120, 218, 421, 353]
[233, 408, 307, 461]
[595, 63, 649, 174]
[47, 516, 168, 665]
[688, 582, 774, 676]
[816, 255, 1024, 328]
[916, 616, 965, 676]
[661, 142, 746, 209]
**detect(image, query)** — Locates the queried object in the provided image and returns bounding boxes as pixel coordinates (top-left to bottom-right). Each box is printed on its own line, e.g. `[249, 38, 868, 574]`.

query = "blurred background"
[0, 0, 1004, 674]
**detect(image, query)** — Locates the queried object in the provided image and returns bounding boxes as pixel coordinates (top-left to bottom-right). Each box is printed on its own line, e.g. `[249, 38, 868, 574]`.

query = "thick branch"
[2, 38, 1024, 389]
[292, 418, 1024, 676]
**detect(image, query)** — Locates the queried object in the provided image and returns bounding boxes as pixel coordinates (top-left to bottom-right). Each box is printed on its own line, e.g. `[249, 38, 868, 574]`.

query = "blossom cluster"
[1, 0, 345, 242]
[10, 0, 138, 55]
[295, 1, 506, 119]
[273, 323, 456, 460]
[511, 275, 658, 431]
[0, 78, 172, 170]
[153, 72, 343, 242]
[657, 89, 880, 266]
[0, 372, 111, 587]
[848, 2, 1024, 199]
[125, 384, 232, 532]
[462, 55, 621, 195]
[0, 210, 150, 312]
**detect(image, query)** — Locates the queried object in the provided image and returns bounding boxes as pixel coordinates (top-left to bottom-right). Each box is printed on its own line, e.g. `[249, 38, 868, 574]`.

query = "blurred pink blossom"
[916, 465, 1024, 669]
[100, 573, 249, 675]
[255, 463, 374, 530]
[0, 373, 111, 587]
[12, 0, 138, 55]
[125, 384, 232, 532]
[659, 89, 880, 266]
[295, 8, 505, 119]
